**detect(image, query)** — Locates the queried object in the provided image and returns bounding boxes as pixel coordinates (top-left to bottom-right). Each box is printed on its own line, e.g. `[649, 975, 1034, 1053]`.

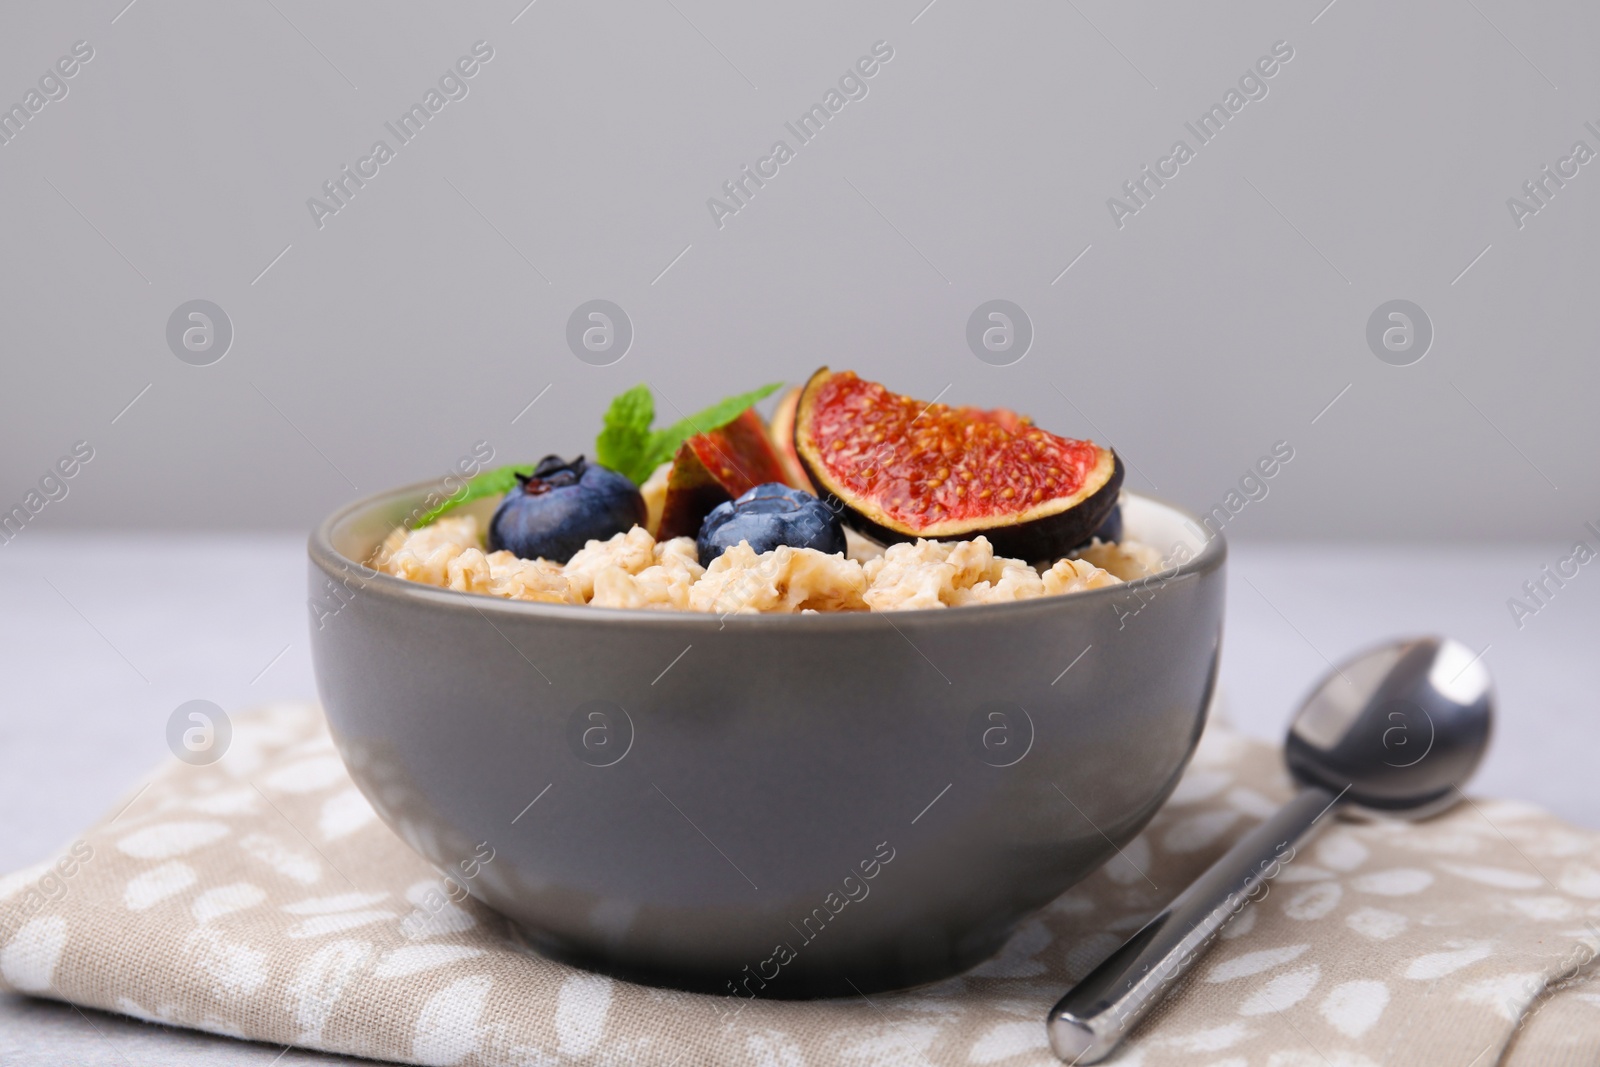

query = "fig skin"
[793, 367, 1125, 561]
[655, 408, 798, 540]
[816, 456, 1124, 561]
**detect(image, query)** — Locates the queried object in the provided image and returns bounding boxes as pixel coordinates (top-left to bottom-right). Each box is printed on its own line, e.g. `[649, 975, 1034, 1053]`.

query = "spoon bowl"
[1047, 634, 1495, 1063]
[1287, 637, 1493, 818]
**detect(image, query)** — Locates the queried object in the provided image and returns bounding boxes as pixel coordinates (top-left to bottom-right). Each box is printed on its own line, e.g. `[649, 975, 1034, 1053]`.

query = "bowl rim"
[308, 480, 1226, 629]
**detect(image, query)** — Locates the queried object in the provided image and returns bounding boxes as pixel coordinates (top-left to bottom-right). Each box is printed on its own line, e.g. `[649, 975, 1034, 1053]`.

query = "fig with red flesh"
[656, 407, 799, 539]
[793, 368, 1123, 560]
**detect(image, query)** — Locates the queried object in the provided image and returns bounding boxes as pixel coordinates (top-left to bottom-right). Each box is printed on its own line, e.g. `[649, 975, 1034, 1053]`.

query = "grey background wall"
[0, 0, 1595, 541]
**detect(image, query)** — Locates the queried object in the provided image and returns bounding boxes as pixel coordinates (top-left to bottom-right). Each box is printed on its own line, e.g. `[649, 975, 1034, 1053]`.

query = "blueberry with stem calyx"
[488, 455, 645, 564]
[697, 483, 846, 566]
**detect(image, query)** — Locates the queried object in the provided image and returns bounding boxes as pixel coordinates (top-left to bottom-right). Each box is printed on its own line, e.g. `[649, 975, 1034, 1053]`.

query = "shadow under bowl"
[307, 488, 1225, 998]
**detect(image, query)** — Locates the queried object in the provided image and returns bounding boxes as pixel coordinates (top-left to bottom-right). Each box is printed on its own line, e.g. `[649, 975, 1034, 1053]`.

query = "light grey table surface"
[1, 534, 1595, 1065]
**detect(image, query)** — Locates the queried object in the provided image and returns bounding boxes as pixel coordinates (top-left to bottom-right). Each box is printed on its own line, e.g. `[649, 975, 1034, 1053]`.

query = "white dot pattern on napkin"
[1508, 895, 1576, 921]
[238, 833, 321, 885]
[1207, 945, 1311, 982]
[192, 883, 266, 925]
[1, 701, 1597, 1067]
[1283, 882, 1342, 921]
[1163, 810, 1243, 853]
[968, 1019, 1048, 1063]
[283, 891, 389, 915]
[1239, 965, 1321, 1016]
[288, 938, 371, 1044]
[1320, 979, 1389, 1038]
[1559, 865, 1600, 898]
[413, 975, 492, 1064]
[1439, 864, 1545, 890]
[124, 861, 198, 911]
[319, 787, 378, 840]
[555, 973, 614, 1057]
[116, 821, 230, 859]
[1404, 941, 1495, 980]
[1314, 833, 1369, 872]
[263, 756, 348, 794]
[184, 926, 269, 999]
[1348, 908, 1409, 943]
[1351, 868, 1434, 896]
[745, 1029, 806, 1067]
[0, 916, 66, 993]
[373, 944, 484, 980]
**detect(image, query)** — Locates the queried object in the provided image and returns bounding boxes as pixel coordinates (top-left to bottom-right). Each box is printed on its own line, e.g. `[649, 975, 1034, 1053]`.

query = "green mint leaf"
[437, 385, 781, 505]
[643, 383, 782, 472]
[595, 384, 656, 484]
[413, 464, 529, 527]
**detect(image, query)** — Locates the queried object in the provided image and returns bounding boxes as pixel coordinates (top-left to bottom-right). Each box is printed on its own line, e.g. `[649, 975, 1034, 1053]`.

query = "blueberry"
[488, 455, 645, 564]
[1090, 503, 1122, 545]
[697, 483, 845, 566]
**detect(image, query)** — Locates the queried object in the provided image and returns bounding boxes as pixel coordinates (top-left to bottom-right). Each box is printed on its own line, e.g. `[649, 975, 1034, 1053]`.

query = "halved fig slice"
[793, 368, 1123, 560]
[767, 385, 814, 492]
[656, 408, 798, 539]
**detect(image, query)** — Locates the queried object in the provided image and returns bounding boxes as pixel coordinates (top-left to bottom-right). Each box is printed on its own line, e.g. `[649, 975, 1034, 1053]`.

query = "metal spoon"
[1046, 636, 1494, 1063]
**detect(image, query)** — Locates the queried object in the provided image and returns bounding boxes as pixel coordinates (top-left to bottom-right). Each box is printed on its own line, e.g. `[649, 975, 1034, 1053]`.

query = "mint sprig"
[597, 382, 781, 485]
[412, 465, 529, 528]
[413, 382, 782, 527]
[594, 384, 658, 485]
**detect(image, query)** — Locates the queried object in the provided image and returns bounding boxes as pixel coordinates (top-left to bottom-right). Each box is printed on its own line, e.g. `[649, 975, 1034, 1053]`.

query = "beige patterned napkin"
[2, 702, 1598, 1067]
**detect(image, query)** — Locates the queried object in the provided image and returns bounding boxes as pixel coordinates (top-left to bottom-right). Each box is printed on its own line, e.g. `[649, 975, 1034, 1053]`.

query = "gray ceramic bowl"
[308, 487, 1225, 998]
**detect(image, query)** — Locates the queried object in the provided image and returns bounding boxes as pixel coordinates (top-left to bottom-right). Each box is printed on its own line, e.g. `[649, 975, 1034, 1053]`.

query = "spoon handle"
[1046, 785, 1338, 1063]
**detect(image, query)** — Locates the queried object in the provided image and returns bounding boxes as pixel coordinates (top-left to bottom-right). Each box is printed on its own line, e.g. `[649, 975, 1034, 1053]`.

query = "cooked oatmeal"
[1071, 538, 1165, 582]
[373, 516, 1159, 613]
[691, 541, 869, 614]
[376, 517, 577, 604]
